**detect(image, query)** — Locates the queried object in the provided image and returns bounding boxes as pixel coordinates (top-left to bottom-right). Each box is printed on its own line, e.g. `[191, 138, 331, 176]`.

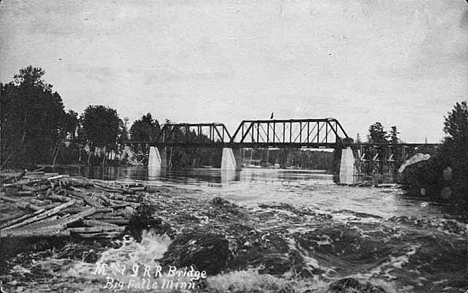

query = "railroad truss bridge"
[125, 118, 438, 184]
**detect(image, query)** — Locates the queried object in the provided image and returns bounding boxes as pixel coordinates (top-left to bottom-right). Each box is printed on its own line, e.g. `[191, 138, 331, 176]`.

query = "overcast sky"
[1, 0, 467, 143]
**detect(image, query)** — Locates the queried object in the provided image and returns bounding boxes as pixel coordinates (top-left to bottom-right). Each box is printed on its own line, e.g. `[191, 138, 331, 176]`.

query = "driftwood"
[4, 200, 77, 230]
[0, 209, 45, 229]
[82, 219, 119, 227]
[47, 193, 73, 202]
[0, 227, 70, 238]
[0, 194, 43, 211]
[1, 173, 148, 240]
[76, 231, 122, 238]
[67, 225, 125, 233]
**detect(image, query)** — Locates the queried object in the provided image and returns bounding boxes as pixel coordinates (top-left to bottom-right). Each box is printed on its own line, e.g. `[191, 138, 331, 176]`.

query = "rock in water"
[327, 277, 387, 293]
[440, 186, 452, 200]
[161, 232, 231, 275]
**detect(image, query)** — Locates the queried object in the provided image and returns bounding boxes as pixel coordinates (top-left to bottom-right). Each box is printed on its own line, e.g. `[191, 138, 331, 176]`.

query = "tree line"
[0, 66, 334, 170]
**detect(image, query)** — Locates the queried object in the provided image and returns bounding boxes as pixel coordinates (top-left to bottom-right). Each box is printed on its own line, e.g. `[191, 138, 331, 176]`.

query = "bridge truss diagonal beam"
[154, 123, 232, 147]
[230, 118, 350, 148]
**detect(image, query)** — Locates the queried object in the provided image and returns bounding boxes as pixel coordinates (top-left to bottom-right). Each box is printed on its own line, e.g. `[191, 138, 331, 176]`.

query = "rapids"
[1, 167, 466, 292]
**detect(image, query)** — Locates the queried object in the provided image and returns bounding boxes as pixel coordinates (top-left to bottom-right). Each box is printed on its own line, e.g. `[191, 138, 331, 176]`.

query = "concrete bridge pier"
[221, 148, 242, 171]
[339, 147, 357, 185]
[148, 146, 167, 177]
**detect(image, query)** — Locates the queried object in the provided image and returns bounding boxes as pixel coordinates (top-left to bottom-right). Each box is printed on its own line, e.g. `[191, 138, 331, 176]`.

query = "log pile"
[0, 171, 147, 239]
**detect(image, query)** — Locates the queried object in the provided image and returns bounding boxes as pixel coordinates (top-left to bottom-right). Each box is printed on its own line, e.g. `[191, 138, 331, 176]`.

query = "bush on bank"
[400, 101, 468, 207]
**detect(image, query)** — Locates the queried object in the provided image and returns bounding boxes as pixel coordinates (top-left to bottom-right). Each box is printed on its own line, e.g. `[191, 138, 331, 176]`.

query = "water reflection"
[221, 170, 241, 183]
[56, 166, 332, 186]
[148, 166, 164, 180]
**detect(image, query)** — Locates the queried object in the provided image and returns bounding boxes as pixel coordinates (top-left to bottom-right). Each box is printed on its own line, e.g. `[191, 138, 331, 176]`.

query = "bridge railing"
[230, 118, 350, 148]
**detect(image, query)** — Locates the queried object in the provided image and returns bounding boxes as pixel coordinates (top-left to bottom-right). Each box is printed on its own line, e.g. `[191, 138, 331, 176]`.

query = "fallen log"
[75, 231, 123, 238]
[90, 216, 129, 225]
[0, 209, 45, 229]
[47, 174, 70, 181]
[59, 177, 94, 187]
[17, 207, 97, 231]
[93, 181, 134, 194]
[15, 190, 34, 196]
[29, 199, 52, 206]
[47, 193, 73, 202]
[0, 194, 42, 211]
[57, 207, 97, 226]
[4, 200, 76, 230]
[82, 219, 119, 227]
[93, 192, 111, 205]
[108, 199, 140, 208]
[67, 188, 104, 208]
[67, 226, 125, 233]
[0, 227, 70, 238]
[2, 179, 43, 188]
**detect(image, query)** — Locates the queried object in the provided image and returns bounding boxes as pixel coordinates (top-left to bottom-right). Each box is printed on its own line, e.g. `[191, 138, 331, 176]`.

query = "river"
[59, 165, 460, 220]
[14, 166, 468, 292]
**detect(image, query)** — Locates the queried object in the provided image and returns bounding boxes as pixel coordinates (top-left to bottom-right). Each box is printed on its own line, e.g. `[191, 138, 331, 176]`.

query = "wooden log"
[60, 207, 111, 215]
[75, 231, 122, 238]
[4, 200, 76, 230]
[40, 202, 62, 210]
[68, 226, 125, 233]
[66, 189, 104, 208]
[82, 219, 119, 227]
[44, 173, 60, 177]
[47, 174, 69, 180]
[82, 196, 104, 208]
[93, 182, 134, 194]
[22, 185, 43, 192]
[22, 207, 97, 230]
[3, 179, 43, 188]
[129, 187, 146, 192]
[29, 199, 52, 206]
[0, 209, 45, 229]
[47, 193, 73, 202]
[61, 177, 94, 187]
[25, 216, 66, 230]
[90, 216, 130, 225]
[95, 192, 111, 205]
[57, 207, 96, 226]
[108, 199, 140, 208]
[0, 194, 42, 211]
[0, 227, 70, 238]
[15, 190, 34, 196]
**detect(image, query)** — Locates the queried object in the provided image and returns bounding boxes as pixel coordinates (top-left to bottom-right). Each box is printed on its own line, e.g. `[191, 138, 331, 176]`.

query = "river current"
[55, 166, 467, 292]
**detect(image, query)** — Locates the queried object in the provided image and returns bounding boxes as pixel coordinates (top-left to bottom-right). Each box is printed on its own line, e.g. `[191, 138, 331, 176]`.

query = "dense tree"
[80, 105, 121, 147]
[389, 126, 400, 144]
[367, 122, 388, 144]
[401, 101, 468, 206]
[62, 110, 79, 140]
[130, 113, 160, 142]
[0, 66, 66, 168]
[438, 101, 468, 201]
[443, 101, 468, 141]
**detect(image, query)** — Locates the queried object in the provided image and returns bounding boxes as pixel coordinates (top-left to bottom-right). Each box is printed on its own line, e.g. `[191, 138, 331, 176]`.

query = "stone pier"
[221, 148, 242, 171]
[148, 147, 167, 177]
[339, 147, 356, 185]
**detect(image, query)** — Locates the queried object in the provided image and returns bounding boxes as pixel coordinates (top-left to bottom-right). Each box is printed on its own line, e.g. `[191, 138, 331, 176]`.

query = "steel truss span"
[230, 118, 349, 148]
[125, 118, 437, 150]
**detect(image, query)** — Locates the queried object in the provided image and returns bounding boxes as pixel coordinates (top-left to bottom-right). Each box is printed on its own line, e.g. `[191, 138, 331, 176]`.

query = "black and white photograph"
[0, 0, 467, 292]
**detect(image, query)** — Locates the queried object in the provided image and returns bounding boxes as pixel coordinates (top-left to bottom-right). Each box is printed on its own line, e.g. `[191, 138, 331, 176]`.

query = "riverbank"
[1, 175, 467, 293]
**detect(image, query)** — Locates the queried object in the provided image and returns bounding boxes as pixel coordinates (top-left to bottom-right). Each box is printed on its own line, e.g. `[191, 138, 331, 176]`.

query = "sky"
[1, 0, 467, 143]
